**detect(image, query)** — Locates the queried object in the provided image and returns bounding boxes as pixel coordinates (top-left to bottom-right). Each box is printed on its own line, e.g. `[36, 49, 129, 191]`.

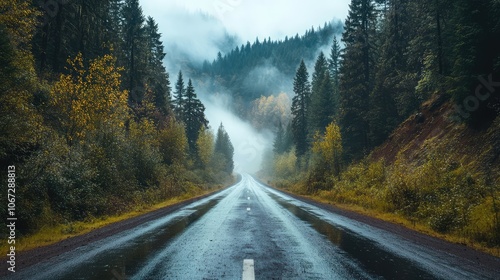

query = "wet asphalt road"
[6, 174, 499, 279]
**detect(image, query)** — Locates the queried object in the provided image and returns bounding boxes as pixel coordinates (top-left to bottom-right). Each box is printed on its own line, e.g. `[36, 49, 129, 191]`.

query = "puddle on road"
[46, 198, 222, 280]
[267, 192, 439, 280]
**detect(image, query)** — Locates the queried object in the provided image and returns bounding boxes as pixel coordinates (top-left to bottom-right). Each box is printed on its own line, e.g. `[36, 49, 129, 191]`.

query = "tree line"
[274, 0, 500, 168]
[195, 21, 344, 109]
[0, 0, 234, 235]
[268, 0, 499, 247]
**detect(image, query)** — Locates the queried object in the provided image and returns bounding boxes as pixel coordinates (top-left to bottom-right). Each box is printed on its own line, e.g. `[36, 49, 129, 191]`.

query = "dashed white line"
[246, 207, 251, 211]
[242, 259, 255, 280]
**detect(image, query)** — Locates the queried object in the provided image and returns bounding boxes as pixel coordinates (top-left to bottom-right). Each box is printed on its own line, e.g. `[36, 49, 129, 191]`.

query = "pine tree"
[121, 0, 146, 103]
[174, 71, 185, 119]
[328, 36, 341, 89]
[183, 79, 208, 154]
[328, 36, 342, 119]
[339, 0, 377, 161]
[291, 60, 311, 157]
[214, 123, 234, 174]
[447, 0, 499, 125]
[369, 0, 406, 147]
[311, 52, 328, 97]
[310, 52, 335, 135]
[144, 16, 171, 116]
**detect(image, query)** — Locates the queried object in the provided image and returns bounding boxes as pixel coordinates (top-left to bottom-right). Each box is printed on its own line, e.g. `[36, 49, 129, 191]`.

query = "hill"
[267, 94, 500, 254]
[192, 20, 343, 105]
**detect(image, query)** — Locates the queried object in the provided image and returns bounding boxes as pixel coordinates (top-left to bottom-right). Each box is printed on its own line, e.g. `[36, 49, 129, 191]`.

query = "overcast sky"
[141, 0, 351, 63]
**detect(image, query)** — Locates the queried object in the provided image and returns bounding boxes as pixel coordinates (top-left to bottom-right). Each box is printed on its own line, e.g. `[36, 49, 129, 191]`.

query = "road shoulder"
[255, 178, 500, 275]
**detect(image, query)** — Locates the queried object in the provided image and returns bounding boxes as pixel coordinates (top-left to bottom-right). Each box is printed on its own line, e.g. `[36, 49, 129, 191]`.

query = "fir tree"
[183, 79, 208, 153]
[339, 0, 377, 161]
[310, 52, 335, 135]
[121, 0, 146, 104]
[145, 16, 171, 115]
[174, 71, 185, 119]
[328, 36, 341, 119]
[291, 60, 311, 157]
[215, 123, 234, 174]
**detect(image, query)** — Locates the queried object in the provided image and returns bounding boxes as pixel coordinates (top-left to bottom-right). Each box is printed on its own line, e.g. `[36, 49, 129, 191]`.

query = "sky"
[140, 0, 351, 173]
[141, 0, 351, 64]
[141, 0, 350, 42]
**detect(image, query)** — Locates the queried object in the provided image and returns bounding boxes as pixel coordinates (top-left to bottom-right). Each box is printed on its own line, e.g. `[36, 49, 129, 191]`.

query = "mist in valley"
[140, 1, 348, 173]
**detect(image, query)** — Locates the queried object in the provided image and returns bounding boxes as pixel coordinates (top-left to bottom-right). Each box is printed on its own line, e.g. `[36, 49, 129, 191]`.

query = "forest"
[0, 0, 234, 237]
[252, 0, 499, 250]
[0, 0, 499, 255]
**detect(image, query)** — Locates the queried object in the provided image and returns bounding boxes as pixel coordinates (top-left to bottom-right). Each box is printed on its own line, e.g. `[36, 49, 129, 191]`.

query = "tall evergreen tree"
[145, 16, 171, 115]
[291, 60, 311, 157]
[328, 36, 341, 90]
[121, 0, 146, 104]
[447, 0, 500, 125]
[310, 52, 335, 135]
[328, 36, 342, 120]
[183, 79, 208, 153]
[174, 71, 185, 119]
[339, 0, 377, 161]
[214, 123, 234, 174]
[369, 0, 407, 147]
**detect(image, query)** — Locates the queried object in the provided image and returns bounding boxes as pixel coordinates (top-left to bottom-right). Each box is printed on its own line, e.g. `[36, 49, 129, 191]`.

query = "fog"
[201, 93, 273, 174]
[139, 1, 350, 173]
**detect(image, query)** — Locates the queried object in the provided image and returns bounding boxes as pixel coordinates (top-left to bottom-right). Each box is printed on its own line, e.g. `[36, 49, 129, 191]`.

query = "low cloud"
[201, 93, 273, 174]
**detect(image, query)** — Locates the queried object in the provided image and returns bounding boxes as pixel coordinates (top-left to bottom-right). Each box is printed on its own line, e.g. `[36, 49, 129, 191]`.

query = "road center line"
[242, 259, 255, 280]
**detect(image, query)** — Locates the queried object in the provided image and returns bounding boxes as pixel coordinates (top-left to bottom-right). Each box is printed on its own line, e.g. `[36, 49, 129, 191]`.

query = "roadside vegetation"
[261, 0, 500, 256]
[0, 0, 234, 246]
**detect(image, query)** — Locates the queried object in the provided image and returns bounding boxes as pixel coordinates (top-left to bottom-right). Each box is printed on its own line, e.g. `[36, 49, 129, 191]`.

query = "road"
[6, 174, 499, 279]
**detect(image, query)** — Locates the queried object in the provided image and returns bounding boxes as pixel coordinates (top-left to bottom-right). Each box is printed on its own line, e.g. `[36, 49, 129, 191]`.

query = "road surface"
[5, 174, 499, 279]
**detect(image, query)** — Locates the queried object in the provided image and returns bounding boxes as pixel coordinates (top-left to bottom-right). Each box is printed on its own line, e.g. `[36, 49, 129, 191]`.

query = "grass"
[4, 186, 226, 254]
[269, 180, 500, 258]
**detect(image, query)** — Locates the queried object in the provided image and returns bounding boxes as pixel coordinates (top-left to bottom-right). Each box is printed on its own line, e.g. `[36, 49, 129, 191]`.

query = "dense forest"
[0, 0, 234, 236]
[191, 21, 343, 119]
[1, 0, 499, 253]
[263, 0, 500, 249]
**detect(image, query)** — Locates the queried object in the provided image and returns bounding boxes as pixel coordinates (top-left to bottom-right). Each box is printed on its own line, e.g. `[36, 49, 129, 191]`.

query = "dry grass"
[305, 188, 500, 258]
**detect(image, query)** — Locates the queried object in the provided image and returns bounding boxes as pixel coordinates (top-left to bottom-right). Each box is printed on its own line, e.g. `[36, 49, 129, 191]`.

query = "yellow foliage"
[159, 120, 188, 165]
[312, 122, 343, 175]
[251, 93, 291, 129]
[196, 127, 214, 167]
[312, 122, 342, 161]
[273, 148, 297, 178]
[50, 53, 129, 143]
[0, 0, 40, 49]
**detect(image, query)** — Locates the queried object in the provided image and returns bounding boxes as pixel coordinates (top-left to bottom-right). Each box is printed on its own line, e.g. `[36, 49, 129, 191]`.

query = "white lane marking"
[246, 207, 251, 211]
[242, 259, 255, 280]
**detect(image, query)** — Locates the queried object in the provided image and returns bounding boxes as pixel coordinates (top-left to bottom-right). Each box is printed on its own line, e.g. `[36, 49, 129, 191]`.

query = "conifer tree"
[214, 123, 234, 174]
[291, 60, 311, 157]
[310, 52, 335, 135]
[183, 79, 208, 154]
[174, 71, 185, 119]
[328, 36, 341, 119]
[121, 0, 146, 103]
[339, 0, 377, 161]
[145, 16, 171, 115]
